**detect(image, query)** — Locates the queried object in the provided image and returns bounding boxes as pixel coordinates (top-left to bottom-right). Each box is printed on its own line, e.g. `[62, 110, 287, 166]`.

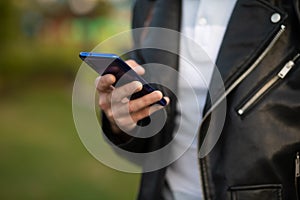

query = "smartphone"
[79, 52, 167, 106]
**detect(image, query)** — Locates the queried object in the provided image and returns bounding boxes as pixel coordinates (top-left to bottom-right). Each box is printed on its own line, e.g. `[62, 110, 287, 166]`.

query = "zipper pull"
[278, 53, 300, 78]
[296, 152, 300, 178]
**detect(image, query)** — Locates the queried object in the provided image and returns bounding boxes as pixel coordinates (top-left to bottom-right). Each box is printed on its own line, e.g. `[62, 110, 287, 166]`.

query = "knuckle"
[120, 82, 141, 98]
[99, 76, 106, 85]
[99, 75, 114, 88]
[128, 103, 134, 113]
[99, 98, 108, 110]
[128, 102, 137, 113]
[99, 103, 106, 110]
[131, 81, 142, 92]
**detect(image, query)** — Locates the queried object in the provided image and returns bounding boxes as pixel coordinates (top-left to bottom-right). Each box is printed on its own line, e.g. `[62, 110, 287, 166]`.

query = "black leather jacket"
[102, 0, 300, 199]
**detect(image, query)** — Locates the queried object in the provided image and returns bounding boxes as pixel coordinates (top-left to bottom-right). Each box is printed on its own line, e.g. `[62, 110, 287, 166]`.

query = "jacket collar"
[142, 0, 287, 98]
[145, 0, 286, 81]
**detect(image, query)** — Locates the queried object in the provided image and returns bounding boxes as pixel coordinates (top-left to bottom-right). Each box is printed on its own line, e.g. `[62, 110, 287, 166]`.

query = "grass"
[0, 83, 140, 200]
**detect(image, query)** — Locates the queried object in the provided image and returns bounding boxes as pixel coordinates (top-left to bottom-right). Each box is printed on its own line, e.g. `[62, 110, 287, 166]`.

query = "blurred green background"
[0, 0, 140, 199]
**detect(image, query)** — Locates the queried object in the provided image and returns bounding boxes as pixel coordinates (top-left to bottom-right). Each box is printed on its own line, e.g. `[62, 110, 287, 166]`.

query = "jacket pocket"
[236, 53, 300, 116]
[228, 184, 282, 200]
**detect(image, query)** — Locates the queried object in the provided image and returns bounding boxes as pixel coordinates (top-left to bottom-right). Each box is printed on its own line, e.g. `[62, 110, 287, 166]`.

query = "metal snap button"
[271, 13, 281, 23]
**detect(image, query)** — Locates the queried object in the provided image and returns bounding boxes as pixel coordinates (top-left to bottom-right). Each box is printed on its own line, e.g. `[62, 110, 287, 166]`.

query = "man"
[96, 0, 300, 199]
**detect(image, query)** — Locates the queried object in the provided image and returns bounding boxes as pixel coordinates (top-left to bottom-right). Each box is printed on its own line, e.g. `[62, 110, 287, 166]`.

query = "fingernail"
[135, 65, 145, 74]
[164, 97, 170, 104]
[134, 81, 142, 87]
[134, 81, 143, 92]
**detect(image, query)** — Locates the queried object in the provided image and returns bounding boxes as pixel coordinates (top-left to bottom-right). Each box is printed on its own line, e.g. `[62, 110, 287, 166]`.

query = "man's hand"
[95, 59, 169, 134]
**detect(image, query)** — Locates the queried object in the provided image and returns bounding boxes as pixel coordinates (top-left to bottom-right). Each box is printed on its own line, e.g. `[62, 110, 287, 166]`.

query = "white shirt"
[165, 0, 237, 199]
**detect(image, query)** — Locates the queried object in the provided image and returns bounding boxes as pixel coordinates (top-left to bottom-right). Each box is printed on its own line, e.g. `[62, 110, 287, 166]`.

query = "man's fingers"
[130, 96, 169, 123]
[148, 97, 169, 115]
[128, 91, 163, 113]
[99, 92, 112, 111]
[163, 96, 170, 105]
[133, 65, 145, 75]
[107, 94, 170, 131]
[111, 81, 143, 102]
[125, 59, 139, 68]
[112, 91, 160, 117]
[125, 59, 145, 75]
[115, 92, 169, 119]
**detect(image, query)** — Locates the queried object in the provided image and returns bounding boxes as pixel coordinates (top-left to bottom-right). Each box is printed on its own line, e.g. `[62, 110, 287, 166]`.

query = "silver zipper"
[198, 25, 287, 198]
[238, 53, 300, 115]
[200, 25, 286, 124]
[296, 152, 300, 200]
[296, 152, 300, 178]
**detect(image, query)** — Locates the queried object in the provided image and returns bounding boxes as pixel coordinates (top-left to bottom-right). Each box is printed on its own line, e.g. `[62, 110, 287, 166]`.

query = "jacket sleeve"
[100, 0, 156, 154]
[101, 0, 177, 160]
[101, 111, 149, 153]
